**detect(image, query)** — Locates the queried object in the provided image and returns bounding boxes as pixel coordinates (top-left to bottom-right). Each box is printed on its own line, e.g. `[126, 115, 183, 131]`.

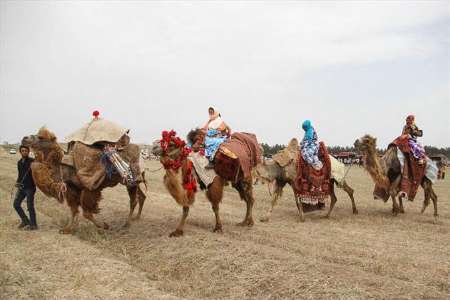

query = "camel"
[152, 129, 261, 237]
[354, 135, 438, 217]
[256, 138, 357, 222]
[21, 127, 148, 233]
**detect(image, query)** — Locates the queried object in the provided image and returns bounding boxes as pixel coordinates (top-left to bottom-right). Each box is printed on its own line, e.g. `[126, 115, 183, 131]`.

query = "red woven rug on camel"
[391, 135, 426, 201]
[294, 142, 331, 206]
[214, 132, 261, 182]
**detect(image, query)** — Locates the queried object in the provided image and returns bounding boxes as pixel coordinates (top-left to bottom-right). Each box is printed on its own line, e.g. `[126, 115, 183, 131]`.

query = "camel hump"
[65, 118, 129, 145]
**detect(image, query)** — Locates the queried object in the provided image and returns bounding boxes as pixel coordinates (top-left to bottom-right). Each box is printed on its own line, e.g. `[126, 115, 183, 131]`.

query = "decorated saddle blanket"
[214, 132, 261, 182]
[294, 141, 332, 205]
[188, 152, 217, 187]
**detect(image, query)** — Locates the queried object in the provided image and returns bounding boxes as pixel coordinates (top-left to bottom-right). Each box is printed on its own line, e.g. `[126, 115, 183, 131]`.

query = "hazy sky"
[1, 1, 449, 147]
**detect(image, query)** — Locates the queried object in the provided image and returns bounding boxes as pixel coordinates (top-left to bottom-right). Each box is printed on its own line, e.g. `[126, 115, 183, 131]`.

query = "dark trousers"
[13, 188, 37, 226]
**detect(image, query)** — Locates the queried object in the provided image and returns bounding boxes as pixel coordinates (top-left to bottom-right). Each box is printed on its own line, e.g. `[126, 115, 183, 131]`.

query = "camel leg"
[324, 182, 337, 218]
[207, 177, 224, 233]
[60, 204, 80, 234]
[431, 189, 438, 218]
[170, 206, 189, 237]
[342, 180, 358, 214]
[135, 186, 146, 220]
[421, 179, 438, 217]
[211, 203, 223, 233]
[134, 179, 148, 220]
[260, 181, 284, 223]
[398, 196, 405, 214]
[294, 193, 305, 222]
[124, 186, 138, 228]
[390, 177, 401, 216]
[83, 211, 110, 230]
[237, 180, 255, 227]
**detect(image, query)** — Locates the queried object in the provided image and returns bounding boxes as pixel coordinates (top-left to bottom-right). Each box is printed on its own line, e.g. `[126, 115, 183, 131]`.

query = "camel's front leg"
[324, 182, 337, 218]
[295, 194, 305, 222]
[260, 181, 283, 223]
[135, 183, 147, 220]
[60, 205, 80, 234]
[170, 206, 189, 237]
[83, 212, 110, 230]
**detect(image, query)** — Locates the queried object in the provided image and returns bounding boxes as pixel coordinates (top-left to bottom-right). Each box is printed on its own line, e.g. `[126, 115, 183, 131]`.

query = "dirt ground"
[0, 152, 449, 299]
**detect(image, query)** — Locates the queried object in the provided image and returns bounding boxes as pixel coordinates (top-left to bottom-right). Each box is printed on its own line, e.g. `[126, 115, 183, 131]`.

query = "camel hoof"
[353, 209, 359, 215]
[169, 229, 184, 237]
[298, 217, 305, 223]
[399, 209, 405, 214]
[237, 219, 254, 227]
[259, 216, 270, 223]
[59, 228, 73, 234]
[321, 215, 330, 219]
[213, 227, 223, 233]
[103, 222, 110, 230]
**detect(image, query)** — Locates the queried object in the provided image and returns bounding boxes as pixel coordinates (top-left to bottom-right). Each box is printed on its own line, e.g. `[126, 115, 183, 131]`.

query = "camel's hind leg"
[398, 196, 405, 214]
[260, 180, 284, 223]
[135, 182, 147, 220]
[390, 177, 401, 216]
[207, 177, 224, 233]
[169, 206, 189, 237]
[421, 179, 438, 217]
[124, 185, 138, 227]
[342, 180, 358, 214]
[235, 179, 255, 227]
[80, 189, 109, 230]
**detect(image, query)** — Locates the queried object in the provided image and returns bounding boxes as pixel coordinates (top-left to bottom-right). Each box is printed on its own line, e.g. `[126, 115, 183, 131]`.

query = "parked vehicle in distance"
[9, 148, 17, 154]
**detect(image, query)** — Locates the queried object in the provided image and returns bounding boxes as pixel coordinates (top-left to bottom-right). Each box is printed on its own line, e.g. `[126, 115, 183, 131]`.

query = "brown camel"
[354, 135, 438, 217]
[152, 129, 260, 237]
[21, 127, 148, 233]
[256, 138, 357, 222]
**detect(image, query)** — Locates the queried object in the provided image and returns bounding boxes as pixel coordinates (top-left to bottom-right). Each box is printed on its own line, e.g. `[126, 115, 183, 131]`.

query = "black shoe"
[18, 222, 29, 229]
[26, 225, 38, 231]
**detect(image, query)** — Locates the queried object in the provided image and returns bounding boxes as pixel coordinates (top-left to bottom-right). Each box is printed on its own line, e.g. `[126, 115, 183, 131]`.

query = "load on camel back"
[151, 107, 261, 237]
[21, 111, 147, 233]
[256, 120, 357, 222]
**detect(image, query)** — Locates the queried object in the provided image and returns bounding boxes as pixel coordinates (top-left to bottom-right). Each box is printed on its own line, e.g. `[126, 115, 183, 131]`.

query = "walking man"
[13, 145, 38, 230]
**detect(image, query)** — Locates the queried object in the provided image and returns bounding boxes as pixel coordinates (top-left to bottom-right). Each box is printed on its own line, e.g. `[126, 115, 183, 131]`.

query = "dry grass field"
[1, 151, 449, 299]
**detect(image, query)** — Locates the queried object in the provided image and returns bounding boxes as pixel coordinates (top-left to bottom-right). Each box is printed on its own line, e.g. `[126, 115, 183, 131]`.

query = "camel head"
[21, 127, 62, 163]
[22, 127, 58, 150]
[354, 135, 377, 155]
[187, 128, 206, 152]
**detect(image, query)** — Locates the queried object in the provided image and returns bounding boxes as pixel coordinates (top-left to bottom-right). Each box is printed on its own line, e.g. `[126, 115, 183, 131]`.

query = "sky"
[1, 1, 449, 147]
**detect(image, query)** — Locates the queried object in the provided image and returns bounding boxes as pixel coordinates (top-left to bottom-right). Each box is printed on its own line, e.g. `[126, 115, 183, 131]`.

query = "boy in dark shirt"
[13, 145, 38, 230]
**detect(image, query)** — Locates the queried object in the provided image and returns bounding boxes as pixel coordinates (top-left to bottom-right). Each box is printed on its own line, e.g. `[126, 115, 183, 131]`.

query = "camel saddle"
[294, 142, 332, 205]
[213, 132, 261, 182]
[390, 135, 426, 201]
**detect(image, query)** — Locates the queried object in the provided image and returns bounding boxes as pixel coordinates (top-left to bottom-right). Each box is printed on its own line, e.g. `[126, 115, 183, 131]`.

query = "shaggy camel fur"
[152, 132, 258, 237]
[256, 139, 357, 222]
[354, 135, 438, 217]
[21, 127, 148, 233]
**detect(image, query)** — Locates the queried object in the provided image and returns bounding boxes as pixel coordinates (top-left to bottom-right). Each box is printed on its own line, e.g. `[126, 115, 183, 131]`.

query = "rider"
[402, 115, 426, 164]
[203, 107, 231, 168]
[300, 120, 323, 170]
